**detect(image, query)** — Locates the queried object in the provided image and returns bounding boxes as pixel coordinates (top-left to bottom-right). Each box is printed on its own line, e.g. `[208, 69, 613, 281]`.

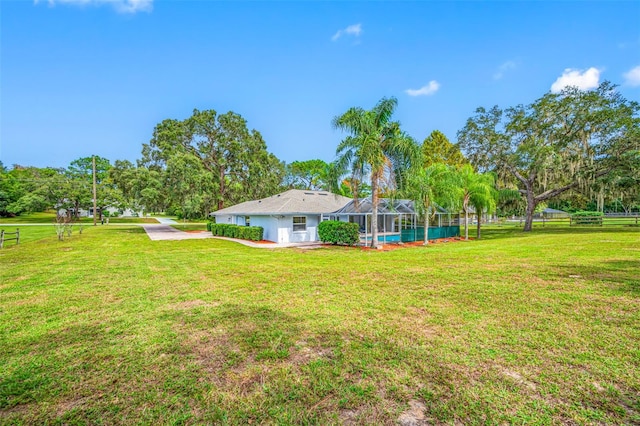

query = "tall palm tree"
[333, 97, 418, 248]
[404, 163, 458, 245]
[455, 164, 496, 240]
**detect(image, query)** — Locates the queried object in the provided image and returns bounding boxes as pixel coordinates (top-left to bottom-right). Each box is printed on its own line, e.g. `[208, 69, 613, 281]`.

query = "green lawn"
[0, 226, 59, 245]
[0, 212, 159, 224]
[0, 212, 59, 224]
[1, 226, 638, 424]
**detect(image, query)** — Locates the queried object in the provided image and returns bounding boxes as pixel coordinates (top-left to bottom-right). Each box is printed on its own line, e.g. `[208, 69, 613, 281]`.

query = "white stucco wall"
[213, 214, 322, 243]
[249, 216, 278, 242]
[277, 215, 320, 243]
[214, 214, 234, 224]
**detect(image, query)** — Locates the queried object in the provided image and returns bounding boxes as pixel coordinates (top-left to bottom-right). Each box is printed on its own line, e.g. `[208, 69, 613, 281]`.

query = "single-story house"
[212, 190, 461, 244]
[211, 189, 352, 243]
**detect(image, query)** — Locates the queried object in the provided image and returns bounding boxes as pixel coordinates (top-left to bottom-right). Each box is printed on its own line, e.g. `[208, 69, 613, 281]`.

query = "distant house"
[536, 208, 569, 219]
[211, 190, 352, 243]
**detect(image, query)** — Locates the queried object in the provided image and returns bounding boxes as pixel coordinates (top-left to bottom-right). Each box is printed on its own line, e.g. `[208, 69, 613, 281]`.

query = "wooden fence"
[502, 215, 639, 227]
[0, 228, 20, 248]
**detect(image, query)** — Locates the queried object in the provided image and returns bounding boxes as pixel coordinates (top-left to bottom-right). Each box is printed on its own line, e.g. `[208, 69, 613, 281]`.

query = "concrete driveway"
[141, 224, 214, 241]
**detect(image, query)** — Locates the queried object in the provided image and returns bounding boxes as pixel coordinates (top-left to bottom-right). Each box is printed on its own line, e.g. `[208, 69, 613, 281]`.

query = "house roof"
[332, 198, 451, 215]
[211, 189, 352, 216]
[542, 208, 567, 214]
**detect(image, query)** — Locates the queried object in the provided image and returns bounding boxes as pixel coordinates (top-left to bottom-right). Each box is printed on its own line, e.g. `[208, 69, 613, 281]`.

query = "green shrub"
[571, 211, 604, 217]
[210, 224, 263, 241]
[318, 220, 359, 245]
[571, 211, 604, 225]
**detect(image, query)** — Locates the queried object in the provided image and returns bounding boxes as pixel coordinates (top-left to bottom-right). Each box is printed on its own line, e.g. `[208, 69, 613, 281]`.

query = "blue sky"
[2, 0, 639, 169]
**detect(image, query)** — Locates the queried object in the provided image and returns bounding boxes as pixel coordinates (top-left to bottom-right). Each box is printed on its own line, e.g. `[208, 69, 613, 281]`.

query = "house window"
[293, 216, 306, 232]
[245, 216, 250, 227]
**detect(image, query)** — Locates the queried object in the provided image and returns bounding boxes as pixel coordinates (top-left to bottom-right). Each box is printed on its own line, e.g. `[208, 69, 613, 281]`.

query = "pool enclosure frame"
[321, 197, 461, 245]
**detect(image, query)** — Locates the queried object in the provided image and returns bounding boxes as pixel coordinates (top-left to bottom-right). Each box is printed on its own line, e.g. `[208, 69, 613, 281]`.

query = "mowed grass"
[0, 226, 638, 424]
[0, 212, 159, 224]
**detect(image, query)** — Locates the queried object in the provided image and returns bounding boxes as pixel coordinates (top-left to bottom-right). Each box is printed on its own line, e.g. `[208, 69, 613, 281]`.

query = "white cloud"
[34, 0, 153, 14]
[550, 67, 600, 93]
[493, 60, 516, 80]
[332, 23, 362, 42]
[623, 65, 640, 87]
[405, 80, 440, 97]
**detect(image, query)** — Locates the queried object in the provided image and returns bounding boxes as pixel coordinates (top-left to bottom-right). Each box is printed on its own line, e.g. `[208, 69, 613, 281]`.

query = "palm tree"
[404, 163, 458, 245]
[333, 97, 418, 248]
[455, 164, 496, 240]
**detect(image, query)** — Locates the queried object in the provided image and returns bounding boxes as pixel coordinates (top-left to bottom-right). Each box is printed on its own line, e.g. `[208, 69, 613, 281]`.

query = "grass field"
[0, 225, 638, 424]
[0, 212, 158, 224]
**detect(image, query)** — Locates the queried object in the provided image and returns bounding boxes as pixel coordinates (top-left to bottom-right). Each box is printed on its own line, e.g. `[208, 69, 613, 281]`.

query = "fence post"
[16, 228, 20, 245]
[0, 230, 4, 249]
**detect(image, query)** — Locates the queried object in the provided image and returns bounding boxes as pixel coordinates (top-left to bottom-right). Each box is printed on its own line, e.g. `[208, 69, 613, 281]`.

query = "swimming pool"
[362, 233, 402, 242]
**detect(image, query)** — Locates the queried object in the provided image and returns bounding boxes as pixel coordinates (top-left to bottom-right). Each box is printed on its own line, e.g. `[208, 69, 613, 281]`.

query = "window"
[245, 216, 250, 227]
[293, 216, 306, 232]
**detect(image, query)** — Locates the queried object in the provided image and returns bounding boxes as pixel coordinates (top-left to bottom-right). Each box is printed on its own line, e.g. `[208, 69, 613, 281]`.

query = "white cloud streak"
[623, 65, 640, 87]
[405, 80, 440, 97]
[493, 60, 516, 80]
[332, 23, 362, 42]
[34, 0, 153, 14]
[550, 67, 600, 93]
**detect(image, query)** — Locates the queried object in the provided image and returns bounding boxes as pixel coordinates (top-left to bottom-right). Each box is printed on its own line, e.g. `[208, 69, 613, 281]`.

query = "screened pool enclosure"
[322, 198, 461, 244]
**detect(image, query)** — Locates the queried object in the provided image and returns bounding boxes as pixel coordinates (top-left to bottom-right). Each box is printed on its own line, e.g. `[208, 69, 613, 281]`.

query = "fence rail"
[0, 228, 20, 248]
[496, 215, 638, 227]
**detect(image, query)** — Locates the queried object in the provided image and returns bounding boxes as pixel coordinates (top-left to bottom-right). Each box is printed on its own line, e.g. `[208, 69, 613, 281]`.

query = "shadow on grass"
[1, 322, 114, 410]
[165, 302, 473, 423]
[94, 226, 147, 234]
[555, 259, 640, 293]
[481, 225, 640, 241]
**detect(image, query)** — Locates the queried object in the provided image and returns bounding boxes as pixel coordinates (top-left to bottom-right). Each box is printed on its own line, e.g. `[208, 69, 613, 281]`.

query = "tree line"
[1, 82, 638, 239]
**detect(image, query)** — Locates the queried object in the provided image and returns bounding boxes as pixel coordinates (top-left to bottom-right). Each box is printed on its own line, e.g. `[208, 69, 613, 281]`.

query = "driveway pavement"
[141, 224, 214, 241]
[153, 217, 178, 224]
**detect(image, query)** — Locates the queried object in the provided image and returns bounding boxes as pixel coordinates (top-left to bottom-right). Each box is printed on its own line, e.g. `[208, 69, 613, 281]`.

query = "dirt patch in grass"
[502, 369, 537, 391]
[169, 300, 219, 310]
[397, 400, 430, 426]
[56, 396, 92, 417]
[289, 340, 334, 365]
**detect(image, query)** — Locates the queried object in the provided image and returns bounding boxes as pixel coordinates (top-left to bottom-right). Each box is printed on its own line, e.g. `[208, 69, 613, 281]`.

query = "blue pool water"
[363, 234, 401, 242]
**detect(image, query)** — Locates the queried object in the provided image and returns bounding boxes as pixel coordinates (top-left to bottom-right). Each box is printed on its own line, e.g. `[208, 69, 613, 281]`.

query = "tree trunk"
[423, 210, 429, 245]
[476, 212, 481, 239]
[464, 209, 469, 240]
[370, 173, 379, 249]
[523, 190, 537, 232]
[217, 167, 225, 210]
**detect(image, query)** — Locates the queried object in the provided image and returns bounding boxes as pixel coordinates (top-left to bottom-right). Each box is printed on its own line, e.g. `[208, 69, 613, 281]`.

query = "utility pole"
[93, 156, 97, 226]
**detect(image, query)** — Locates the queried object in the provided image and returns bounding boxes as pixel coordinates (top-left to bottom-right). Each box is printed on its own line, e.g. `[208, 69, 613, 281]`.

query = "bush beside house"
[318, 221, 359, 245]
[209, 223, 263, 241]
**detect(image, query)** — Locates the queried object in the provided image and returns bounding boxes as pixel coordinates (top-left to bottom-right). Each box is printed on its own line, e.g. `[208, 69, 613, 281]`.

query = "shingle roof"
[211, 189, 352, 216]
